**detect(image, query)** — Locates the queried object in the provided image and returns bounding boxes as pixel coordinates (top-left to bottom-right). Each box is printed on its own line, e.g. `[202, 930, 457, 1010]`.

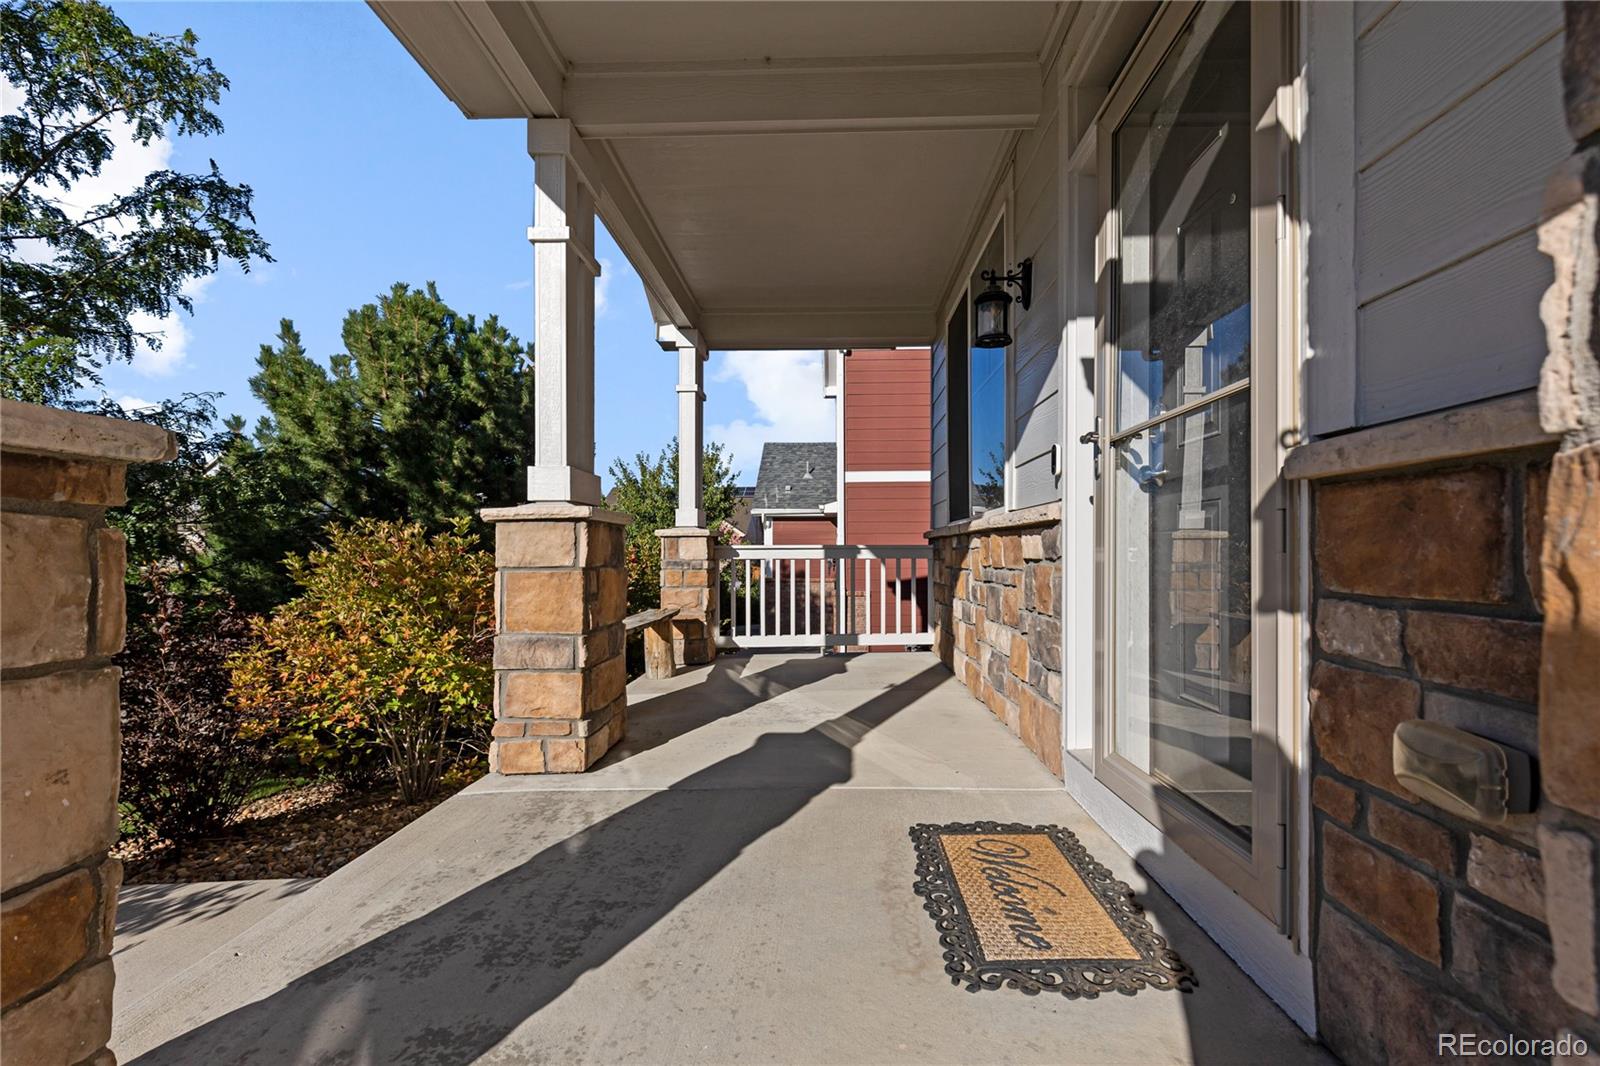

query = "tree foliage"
[607, 439, 739, 613]
[229, 519, 494, 803]
[96, 393, 315, 615]
[101, 283, 533, 614]
[241, 282, 535, 536]
[0, 0, 269, 402]
[118, 571, 265, 843]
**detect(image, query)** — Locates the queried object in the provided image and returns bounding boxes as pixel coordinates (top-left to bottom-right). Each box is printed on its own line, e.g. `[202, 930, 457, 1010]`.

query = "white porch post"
[659, 325, 708, 528]
[484, 120, 628, 778]
[526, 119, 603, 505]
[655, 324, 717, 665]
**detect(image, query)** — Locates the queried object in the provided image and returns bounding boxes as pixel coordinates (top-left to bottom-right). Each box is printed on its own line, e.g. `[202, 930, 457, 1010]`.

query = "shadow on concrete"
[603, 650, 845, 762]
[115, 879, 316, 940]
[128, 657, 949, 1065]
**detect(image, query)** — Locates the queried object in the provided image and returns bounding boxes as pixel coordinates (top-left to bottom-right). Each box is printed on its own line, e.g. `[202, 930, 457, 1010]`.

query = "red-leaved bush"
[118, 573, 267, 843]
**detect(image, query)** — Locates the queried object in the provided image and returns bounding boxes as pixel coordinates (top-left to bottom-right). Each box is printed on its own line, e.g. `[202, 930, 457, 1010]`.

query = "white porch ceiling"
[371, 1, 1065, 349]
[537, 2, 1057, 65]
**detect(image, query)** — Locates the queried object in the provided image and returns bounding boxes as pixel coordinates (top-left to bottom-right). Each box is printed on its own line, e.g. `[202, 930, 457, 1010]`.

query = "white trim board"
[844, 470, 932, 483]
[1061, 758, 1317, 1035]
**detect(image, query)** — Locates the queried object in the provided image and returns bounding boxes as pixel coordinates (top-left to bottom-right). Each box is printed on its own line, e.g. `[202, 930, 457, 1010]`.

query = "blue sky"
[90, 2, 833, 486]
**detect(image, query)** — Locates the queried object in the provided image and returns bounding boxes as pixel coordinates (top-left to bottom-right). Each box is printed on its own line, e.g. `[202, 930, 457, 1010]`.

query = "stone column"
[490, 119, 632, 775]
[652, 324, 717, 667]
[485, 504, 630, 773]
[657, 528, 718, 666]
[1536, 1, 1600, 1031]
[0, 400, 174, 1066]
[527, 119, 603, 506]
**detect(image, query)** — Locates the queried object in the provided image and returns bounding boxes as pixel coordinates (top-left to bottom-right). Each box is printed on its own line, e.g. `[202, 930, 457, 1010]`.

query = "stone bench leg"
[643, 620, 677, 679]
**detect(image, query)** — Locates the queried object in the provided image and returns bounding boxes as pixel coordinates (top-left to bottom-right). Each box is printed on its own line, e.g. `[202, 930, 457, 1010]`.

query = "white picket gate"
[714, 544, 933, 651]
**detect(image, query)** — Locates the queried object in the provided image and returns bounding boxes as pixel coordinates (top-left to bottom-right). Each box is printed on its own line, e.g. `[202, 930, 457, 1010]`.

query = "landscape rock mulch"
[114, 779, 468, 884]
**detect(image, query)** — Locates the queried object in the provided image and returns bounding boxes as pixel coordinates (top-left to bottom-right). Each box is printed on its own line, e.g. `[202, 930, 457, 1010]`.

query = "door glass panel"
[1112, 390, 1252, 839]
[1109, 1, 1255, 844]
[1112, 2, 1251, 432]
[969, 226, 1007, 515]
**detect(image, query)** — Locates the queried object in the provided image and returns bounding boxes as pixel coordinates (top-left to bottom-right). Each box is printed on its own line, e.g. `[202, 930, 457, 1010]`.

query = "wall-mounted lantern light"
[973, 258, 1032, 348]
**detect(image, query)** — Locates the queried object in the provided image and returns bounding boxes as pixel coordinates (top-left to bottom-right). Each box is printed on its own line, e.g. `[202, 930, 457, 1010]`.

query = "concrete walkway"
[112, 653, 1327, 1065]
[114, 879, 316, 1020]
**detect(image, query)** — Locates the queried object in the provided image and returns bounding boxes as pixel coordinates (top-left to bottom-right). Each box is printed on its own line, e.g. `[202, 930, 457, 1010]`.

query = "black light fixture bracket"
[981, 258, 1033, 311]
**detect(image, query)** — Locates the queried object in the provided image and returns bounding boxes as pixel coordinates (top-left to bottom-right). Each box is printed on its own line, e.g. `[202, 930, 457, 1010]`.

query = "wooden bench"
[623, 606, 682, 679]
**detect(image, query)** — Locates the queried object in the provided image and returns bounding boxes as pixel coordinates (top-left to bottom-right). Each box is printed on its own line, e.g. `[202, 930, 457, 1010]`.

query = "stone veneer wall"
[485, 505, 630, 774]
[929, 504, 1063, 777]
[657, 528, 718, 666]
[1532, 3, 1600, 1059]
[1305, 448, 1600, 1062]
[1311, 11, 1600, 1062]
[0, 400, 173, 1066]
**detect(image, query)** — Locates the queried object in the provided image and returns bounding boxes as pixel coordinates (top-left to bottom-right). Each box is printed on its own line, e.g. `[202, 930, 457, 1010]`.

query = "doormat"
[909, 821, 1195, 998]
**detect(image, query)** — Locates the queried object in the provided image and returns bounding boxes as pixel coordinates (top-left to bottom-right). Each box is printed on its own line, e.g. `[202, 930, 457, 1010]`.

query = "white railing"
[714, 544, 933, 650]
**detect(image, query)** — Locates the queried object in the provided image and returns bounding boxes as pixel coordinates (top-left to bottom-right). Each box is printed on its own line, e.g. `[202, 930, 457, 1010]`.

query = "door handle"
[1078, 430, 1101, 445]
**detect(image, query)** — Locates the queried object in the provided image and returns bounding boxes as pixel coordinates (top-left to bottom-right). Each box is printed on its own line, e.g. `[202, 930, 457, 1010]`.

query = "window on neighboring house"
[969, 224, 1007, 515]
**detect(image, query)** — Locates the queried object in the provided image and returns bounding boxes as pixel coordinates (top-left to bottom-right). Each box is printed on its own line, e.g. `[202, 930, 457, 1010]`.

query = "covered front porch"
[112, 652, 1320, 1065]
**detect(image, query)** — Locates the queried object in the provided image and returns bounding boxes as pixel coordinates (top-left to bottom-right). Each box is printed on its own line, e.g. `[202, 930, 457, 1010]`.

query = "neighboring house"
[835, 347, 932, 551]
[746, 347, 933, 551]
[748, 441, 836, 545]
[376, 3, 1599, 1062]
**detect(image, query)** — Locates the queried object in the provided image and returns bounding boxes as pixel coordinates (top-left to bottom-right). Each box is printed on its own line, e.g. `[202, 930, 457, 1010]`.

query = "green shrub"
[230, 518, 493, 802]
[607, 438, 740, 614]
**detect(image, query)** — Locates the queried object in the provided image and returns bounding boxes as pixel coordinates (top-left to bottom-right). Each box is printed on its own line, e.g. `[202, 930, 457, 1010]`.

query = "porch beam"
[587, 141, 702, 331]
[659, 325, 708, 529]
[526, 119, 603, 505]
[697, 308, 934, 350]
[564, 60, 1042, 139]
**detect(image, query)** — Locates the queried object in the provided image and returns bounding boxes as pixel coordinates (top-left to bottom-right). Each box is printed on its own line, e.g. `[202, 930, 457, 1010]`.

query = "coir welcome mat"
[909, 821, 1195, 998]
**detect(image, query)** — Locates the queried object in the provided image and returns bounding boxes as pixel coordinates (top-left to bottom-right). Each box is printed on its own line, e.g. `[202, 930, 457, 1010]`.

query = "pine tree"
[216, 282, 535, 604]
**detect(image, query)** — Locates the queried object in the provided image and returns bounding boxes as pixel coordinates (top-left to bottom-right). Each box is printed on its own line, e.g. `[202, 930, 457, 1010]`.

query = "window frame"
[938, 204, 1013, 523]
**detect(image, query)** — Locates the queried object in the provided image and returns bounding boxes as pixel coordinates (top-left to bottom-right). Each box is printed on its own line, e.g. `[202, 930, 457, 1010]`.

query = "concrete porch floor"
[112, 652, 1326, 1065]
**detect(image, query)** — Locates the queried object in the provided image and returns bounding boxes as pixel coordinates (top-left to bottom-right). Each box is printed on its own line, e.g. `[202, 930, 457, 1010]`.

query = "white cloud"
[706, 350, 835, 482]
[129, 273, 214, 377]
[115, 395, 157, 413]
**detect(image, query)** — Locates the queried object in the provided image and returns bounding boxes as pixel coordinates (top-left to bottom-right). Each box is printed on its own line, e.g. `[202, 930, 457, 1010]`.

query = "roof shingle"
[751, 442, 836, 511]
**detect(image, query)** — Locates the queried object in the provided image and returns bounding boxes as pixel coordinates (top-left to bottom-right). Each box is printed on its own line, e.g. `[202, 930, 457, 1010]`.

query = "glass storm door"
[1095, 0, 1288, 922]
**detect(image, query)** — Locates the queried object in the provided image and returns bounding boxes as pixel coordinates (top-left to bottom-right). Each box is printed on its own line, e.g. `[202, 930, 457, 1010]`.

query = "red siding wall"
[842, 348, 931, 473]
[844, 483, 930, 547]
[840, 347, 930, 549]
[840, 348, 932, 648]
[768, 515, 837, 546]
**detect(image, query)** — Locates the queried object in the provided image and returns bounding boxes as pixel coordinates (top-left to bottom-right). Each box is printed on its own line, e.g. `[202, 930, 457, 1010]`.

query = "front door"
[1092, 0, 1291, 924]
